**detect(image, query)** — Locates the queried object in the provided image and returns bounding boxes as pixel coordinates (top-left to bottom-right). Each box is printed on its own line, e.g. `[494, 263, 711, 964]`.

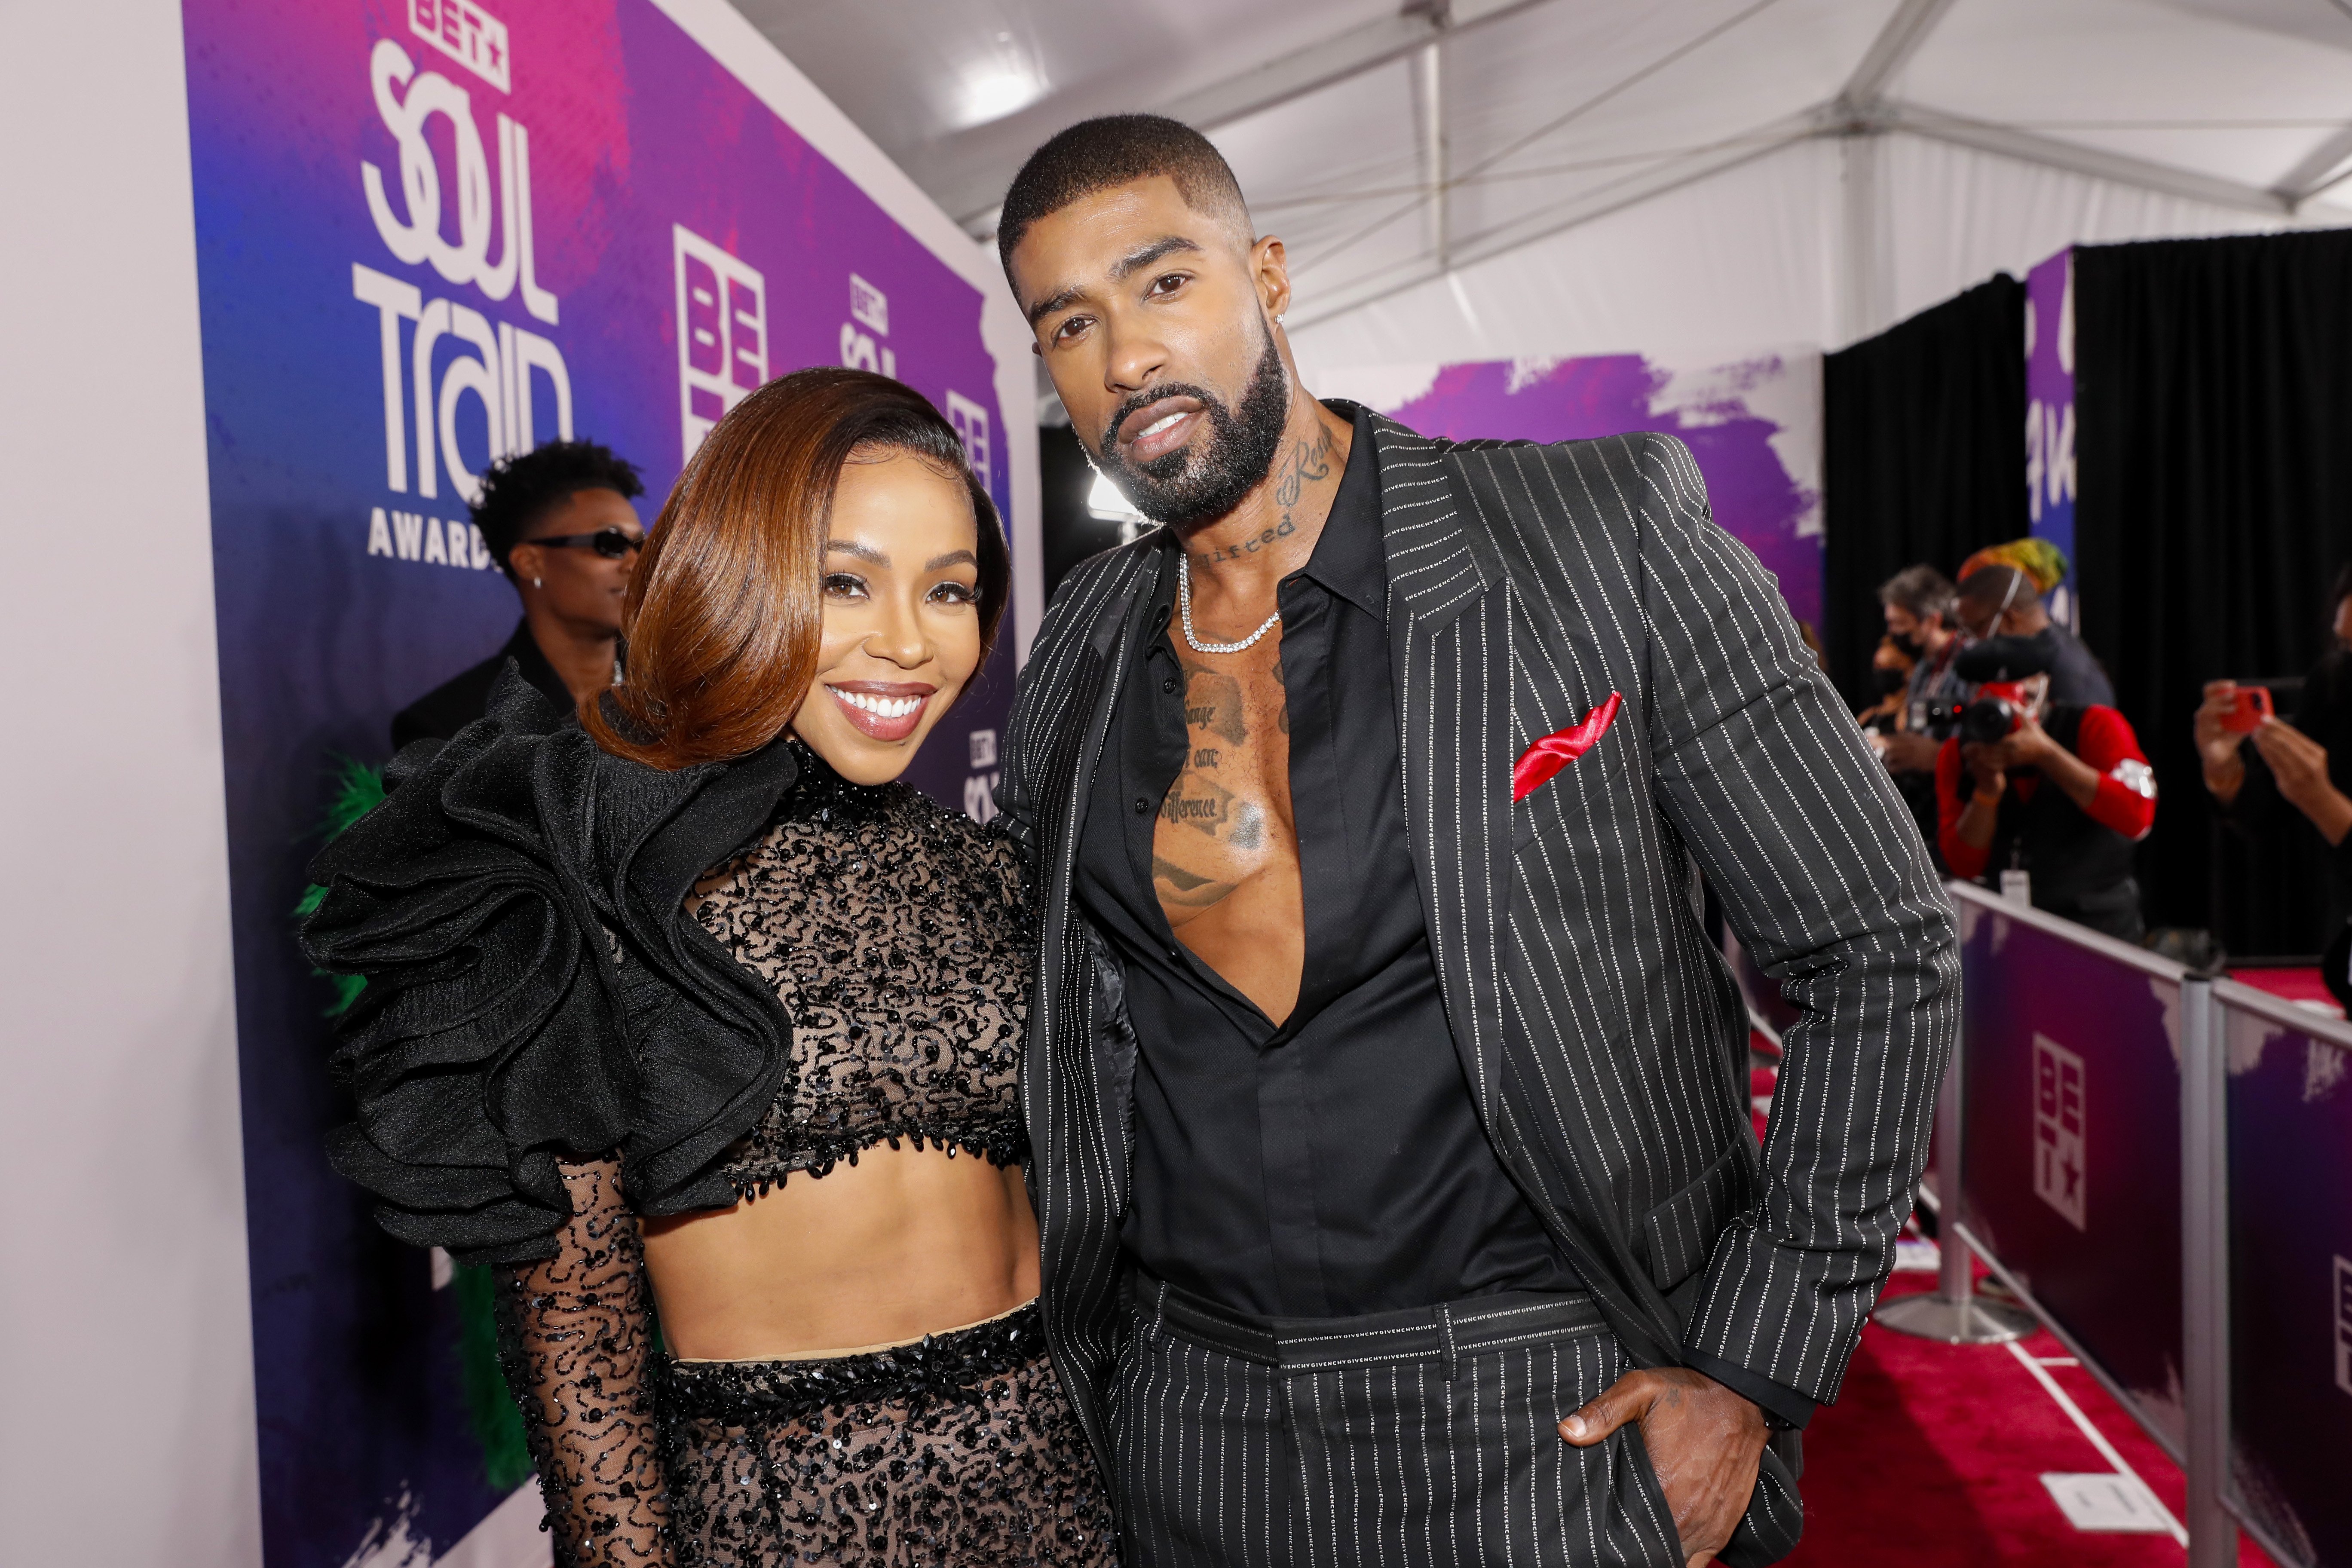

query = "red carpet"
[2227, 965, 2340, 1016]
[1744, 1030, 2269, 1565]
[1783, 1270, 2275, 1566]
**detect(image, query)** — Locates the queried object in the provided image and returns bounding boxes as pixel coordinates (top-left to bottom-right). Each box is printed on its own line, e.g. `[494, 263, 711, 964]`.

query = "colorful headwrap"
[1957, 537, 2070, 594]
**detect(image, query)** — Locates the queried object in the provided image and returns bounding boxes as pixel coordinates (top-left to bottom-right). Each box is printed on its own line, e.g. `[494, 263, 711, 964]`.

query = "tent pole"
[1415, 37, 1450, 275]
[1839, 126, 1890, 345]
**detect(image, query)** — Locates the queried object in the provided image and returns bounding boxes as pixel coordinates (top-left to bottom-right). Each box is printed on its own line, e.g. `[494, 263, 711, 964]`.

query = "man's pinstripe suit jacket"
[996, 408, 1960, 1522]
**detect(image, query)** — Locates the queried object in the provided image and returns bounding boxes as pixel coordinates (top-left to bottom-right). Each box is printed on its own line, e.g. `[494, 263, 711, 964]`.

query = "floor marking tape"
[2003, 1339, 2188, 1548]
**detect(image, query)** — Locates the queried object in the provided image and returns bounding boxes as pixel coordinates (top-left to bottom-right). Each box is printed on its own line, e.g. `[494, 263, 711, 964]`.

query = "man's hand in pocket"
[1559, 1367, 1766, 1568]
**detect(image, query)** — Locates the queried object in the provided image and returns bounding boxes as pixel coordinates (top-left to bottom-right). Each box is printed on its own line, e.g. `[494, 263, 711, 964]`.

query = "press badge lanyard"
[2001, 839, 2031, 908]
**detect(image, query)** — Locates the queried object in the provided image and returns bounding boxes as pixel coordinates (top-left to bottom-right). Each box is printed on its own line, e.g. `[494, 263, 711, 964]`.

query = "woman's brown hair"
[585, 368, 1009, 770]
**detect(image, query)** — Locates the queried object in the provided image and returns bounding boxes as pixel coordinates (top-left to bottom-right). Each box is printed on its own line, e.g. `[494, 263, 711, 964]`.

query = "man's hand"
[2194, 681, 2249, 797]
[1879, 730, 1942, 773]
[2251, 718, 2352, 845]
[1970, 713, 2058, 776]
[1559, 1367, 1767, 1567]
[1957, 742, 2009, 800]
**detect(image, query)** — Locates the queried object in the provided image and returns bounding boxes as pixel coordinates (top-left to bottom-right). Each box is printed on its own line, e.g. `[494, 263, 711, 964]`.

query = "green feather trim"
[452, 1263, 534, 1491]
[294, 756, 388, 1017]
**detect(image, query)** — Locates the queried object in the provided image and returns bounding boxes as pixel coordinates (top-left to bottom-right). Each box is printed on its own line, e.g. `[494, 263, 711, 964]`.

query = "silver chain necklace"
[1177, 552, 1282, 655]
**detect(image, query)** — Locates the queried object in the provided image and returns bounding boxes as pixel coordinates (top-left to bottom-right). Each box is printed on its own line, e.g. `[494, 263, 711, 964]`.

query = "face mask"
[1888, 631, 1924, 660]
[1873, 665, 1909, 696]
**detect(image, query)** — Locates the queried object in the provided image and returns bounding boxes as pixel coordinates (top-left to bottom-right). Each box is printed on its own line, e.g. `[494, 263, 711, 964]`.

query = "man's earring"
[1275, 312, 1287, 325]
[532, 576, 543, 589]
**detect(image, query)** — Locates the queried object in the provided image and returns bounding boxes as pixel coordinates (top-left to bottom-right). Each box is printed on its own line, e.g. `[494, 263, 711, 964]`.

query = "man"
[1954, 562, 2113, 709]
[390, 440, 645, 749]
[993, 115, 1956, 1568]
[1874, 565, 1968, 865]
[1937, 644, 2156, 941]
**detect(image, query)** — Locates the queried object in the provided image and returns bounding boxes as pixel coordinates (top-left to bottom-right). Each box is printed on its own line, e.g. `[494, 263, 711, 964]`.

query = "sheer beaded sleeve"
[496, 1159, 671, 1568]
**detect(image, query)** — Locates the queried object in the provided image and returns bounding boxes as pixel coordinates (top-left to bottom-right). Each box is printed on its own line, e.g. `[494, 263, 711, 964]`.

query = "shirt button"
[1161, 676, 1178, 693]
[1134, 796, 1151, 814]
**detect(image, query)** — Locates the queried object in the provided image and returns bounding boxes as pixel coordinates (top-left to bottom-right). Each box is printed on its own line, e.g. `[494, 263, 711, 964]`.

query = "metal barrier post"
[1876, 1013, 2037, 1343]
[2180, 977, 2235, 1568]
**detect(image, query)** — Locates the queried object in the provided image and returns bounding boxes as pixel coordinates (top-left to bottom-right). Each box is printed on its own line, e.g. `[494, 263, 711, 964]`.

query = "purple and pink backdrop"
[2026, 248, 2079, 625]
[181, 2, 1019, 1561]
[1323, 351, 1824, 632]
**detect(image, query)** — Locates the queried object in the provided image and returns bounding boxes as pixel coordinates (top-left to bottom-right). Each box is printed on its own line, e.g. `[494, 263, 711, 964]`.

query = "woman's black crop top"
[692, 743, 1028, 1195]
[301, 672, 1032, 1266]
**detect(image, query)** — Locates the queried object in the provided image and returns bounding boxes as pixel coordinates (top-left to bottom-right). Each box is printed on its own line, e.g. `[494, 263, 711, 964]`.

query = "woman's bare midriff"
[640, 1142, 1040, 1360]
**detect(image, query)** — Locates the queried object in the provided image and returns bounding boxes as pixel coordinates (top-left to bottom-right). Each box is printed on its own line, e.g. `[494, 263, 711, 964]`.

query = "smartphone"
[2221, 685, 2274, 734]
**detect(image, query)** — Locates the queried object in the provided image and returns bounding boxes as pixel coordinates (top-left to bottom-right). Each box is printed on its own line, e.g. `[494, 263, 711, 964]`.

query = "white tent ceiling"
[735, 0, 2352, 375]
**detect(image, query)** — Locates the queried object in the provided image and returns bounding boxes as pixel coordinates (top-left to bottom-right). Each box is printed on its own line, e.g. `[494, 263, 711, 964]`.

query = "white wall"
[1290, 130, 2331, 383]
[0, 1, 263, 1564]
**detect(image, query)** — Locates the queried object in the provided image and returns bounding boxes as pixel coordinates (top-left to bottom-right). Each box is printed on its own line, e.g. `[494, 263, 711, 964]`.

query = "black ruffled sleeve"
[302, 673, 637, 1265]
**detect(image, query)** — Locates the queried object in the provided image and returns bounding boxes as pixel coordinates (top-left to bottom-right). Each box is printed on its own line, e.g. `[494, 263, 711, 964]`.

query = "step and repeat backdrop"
[179, 1, 1028, 1561]
[1319, 350, 1824, 634]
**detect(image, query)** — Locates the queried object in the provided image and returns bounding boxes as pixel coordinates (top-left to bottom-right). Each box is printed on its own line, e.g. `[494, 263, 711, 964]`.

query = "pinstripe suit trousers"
[1110, 1275, 1685, 1568]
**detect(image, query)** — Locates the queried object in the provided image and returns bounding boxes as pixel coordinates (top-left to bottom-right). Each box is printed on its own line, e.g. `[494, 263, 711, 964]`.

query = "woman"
[305, 369, 1116, 1566]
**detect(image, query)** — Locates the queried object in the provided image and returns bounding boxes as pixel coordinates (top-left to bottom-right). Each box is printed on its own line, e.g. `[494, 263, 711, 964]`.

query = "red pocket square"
[1512, 692, 1623, 802]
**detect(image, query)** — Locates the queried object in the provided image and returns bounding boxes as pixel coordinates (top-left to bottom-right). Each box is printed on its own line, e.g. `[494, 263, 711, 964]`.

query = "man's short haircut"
[997, 113, 1251, 275]
[1878, 564, 1957, 623]
[472, 439, 645, 578]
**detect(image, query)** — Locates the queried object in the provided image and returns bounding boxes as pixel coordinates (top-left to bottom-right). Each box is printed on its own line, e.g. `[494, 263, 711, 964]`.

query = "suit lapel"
[1369, 415, 1519, 1129]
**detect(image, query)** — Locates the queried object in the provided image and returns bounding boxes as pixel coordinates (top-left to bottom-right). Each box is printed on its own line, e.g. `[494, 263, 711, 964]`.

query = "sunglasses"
[529, 527, 646, 560]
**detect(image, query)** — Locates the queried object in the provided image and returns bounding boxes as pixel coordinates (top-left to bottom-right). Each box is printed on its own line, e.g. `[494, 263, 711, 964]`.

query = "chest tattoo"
[1153, 644, 1292, 918]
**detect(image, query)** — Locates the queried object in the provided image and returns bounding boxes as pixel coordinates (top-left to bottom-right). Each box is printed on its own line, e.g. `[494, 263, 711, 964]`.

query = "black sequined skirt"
[659, 1301, 1119, 1566]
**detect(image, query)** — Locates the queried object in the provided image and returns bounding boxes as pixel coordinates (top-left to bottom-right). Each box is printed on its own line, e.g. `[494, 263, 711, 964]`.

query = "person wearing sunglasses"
[390, 439, 649, 750]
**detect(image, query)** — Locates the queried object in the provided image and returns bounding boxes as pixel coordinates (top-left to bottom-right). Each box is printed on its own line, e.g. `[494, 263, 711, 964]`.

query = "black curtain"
[2075, 229, 2352, 951]
[1822, 276, 2029, 707]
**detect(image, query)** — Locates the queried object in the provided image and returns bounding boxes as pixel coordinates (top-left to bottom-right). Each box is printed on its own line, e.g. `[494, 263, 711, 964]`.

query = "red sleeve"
[1937, 736, 1988, 879]
[2072, 706, 2157, 842]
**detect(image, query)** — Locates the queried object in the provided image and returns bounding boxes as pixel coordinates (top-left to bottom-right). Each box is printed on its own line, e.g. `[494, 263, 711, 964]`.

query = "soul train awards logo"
[351, 0, 568, 571]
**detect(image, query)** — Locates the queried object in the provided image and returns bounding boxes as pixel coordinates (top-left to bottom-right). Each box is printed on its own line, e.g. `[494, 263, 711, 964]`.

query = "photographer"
[1875, 565, 1969, 864]
[1954, 562, 2115, 707]
[2196, 565, 2352, 1001]
[1937, 642, 2157, 941]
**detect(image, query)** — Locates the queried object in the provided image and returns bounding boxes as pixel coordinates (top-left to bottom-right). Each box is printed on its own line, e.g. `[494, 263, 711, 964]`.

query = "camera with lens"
[1922, 692, 2025, 741]
[1958, 684, 2031, 744]
[1950, 637, 2056, 746]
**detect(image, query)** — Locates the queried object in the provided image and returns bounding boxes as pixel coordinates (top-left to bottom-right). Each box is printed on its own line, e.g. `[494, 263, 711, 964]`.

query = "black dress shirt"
[391, 620, 578, 751]
[1075, 404, 1579, 1320]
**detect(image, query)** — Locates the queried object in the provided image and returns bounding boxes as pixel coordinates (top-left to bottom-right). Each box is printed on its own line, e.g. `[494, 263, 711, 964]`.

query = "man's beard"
[1093, 329, 1290, 530]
